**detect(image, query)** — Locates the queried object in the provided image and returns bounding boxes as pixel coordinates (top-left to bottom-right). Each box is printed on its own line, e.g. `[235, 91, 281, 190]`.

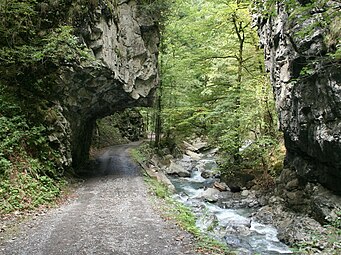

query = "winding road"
[0, 143, 195, 255]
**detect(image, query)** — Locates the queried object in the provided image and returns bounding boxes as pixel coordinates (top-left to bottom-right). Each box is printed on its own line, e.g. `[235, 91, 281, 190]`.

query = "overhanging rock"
[54, 1, 159, 168]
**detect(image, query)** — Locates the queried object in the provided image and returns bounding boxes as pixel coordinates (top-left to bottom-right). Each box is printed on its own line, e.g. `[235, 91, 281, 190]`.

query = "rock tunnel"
[54, 1, 159, 170]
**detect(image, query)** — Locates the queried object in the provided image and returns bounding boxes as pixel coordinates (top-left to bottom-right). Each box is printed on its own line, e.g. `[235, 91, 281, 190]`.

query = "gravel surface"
[0, 143, 196, 255]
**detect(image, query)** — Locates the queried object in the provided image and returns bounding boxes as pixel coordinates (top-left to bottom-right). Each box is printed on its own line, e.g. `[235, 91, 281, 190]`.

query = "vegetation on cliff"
[0, 0, 99, 213]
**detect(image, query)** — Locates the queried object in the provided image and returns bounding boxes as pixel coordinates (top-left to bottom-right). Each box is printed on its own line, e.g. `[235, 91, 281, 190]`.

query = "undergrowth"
[0, 87, 68, 214]
[0, 173, 67, 213]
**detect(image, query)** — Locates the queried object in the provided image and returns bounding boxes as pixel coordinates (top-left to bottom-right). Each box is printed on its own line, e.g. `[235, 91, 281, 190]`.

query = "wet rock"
[201, 170, 215, 179]
[183, 139, 209, 152]
[241, 190, 250, 197]
[224, 217, 252, 230]
[229, 185, 242, 193]
[285, 178, 299, 191]
[225, 172, 255, 192]
[198, 188, 220, 203]
[268, 196, 284, 205]
[177, 155, 193, 170]
[191, 141, 208, 152]
[161, 148, 171, 156]
[196, 159, 217, 171]
[206, 148, 219, 157]
[224, 235, 243, 248]
[164, 154, 174, 160]
[183, 141, 198, 152]
[275, 168, 341, 224]
[150, 156, 161, 167]
[285, 190, 304, 204]
[253, 206, 274, 224]
[251, 201, 338, 253]
[166, 161, 191, 177]
[197, 213, 218, 231]
[310, 185, 341, 225]
[159, 154, 173, 166]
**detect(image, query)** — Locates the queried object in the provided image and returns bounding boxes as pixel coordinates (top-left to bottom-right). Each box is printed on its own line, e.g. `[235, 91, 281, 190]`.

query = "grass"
[144, 174, 232, 254]
[133, 142, 232, 254]
[131, 141, 247, 254]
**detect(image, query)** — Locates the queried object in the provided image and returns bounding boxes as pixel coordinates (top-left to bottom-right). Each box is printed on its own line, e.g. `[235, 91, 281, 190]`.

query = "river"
[168, 151, 293, 255]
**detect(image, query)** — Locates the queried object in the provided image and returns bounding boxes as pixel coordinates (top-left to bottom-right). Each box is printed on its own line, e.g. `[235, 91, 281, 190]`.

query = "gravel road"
[0, 143, 195, 255]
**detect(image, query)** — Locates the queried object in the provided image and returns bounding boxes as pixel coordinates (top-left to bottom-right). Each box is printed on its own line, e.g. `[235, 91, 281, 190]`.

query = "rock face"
[55, 1, 159, 168]
[256, 1, 341, 193]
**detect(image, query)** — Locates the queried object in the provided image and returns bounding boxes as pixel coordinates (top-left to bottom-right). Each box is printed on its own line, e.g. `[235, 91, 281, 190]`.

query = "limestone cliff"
[52, 0, 159, 169]
[256, 1, 341, 194]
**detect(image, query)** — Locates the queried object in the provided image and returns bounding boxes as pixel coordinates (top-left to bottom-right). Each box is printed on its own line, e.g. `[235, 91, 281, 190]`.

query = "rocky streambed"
[168, 151, 292, 255]
[144, 140, 341, 254]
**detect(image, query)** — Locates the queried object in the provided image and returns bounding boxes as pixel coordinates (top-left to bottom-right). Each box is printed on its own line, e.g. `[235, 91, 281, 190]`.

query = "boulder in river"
[165, 161, 191, 177]
[201, 170, 216, 179]
[214, 181, 229, 192]
[183, 139, 208, 152]
[185, 150, 202, 161]
[144, 166, 176, 193]
[198, 188, 220, 203]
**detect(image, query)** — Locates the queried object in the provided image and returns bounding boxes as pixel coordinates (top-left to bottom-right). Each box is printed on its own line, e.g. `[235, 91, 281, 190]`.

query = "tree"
[157, 0, 282, 180]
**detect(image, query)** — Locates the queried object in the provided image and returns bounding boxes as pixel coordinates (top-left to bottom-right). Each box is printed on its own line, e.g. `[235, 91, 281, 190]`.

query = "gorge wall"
[256, 1, 341, 194]
[51, 0, 159, 169]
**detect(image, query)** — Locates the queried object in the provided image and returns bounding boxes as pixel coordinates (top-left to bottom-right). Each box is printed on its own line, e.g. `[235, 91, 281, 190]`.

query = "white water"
[170, 155, 293, 255]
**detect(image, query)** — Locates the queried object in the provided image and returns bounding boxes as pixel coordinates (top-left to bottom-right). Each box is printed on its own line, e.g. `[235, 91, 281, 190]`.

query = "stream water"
[169, 152, 293, 255]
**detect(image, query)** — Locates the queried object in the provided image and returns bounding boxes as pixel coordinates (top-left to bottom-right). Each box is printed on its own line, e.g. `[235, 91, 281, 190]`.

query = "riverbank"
[134, 140, 341, 254]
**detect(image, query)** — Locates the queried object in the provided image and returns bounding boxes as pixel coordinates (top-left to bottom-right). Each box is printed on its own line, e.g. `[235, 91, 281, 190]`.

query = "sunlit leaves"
[160, 0, 281, 173]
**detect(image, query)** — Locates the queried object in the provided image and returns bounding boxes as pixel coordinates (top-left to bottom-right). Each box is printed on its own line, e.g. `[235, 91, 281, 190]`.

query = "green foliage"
[0, 173, 67, 213]
[0, 84, 67, 213]
[138, 0, 172, 18]
[93, 109, 145, 148]
[171, 201, 200, 235]
[144, 176, 170, 199]
[130, 142, 156, 164]
[0, 0, 94, 75]
[330, 210, 341, 230]
[155, 0, 283, 180]
[0, 0, 91, 213]
[131, 148, 148, 165]
[93, 116, 128, 149]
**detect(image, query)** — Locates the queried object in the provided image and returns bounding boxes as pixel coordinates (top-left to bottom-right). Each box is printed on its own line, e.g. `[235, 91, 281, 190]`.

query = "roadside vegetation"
[0, 88, 69, 214]
[131, 144, 232, 255]
[0, 0, 98, 214]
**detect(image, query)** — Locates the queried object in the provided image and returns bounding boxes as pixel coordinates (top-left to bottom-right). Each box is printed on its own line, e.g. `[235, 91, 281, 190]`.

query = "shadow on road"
[78, 142, 142, 179]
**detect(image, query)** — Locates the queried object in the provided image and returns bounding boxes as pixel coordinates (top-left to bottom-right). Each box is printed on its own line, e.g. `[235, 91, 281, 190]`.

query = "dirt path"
[0, 143, 195, 255]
